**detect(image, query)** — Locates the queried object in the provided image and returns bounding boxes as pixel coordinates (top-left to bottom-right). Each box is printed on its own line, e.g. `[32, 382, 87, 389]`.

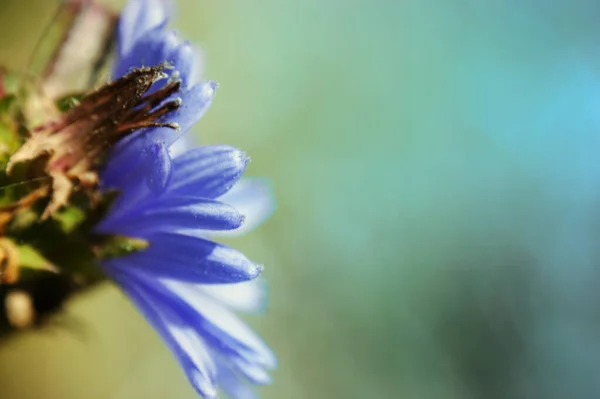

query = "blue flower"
[95, 1, 276, 397]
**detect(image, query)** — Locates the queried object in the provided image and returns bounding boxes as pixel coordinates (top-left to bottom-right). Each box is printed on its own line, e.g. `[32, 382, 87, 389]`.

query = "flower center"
[5, 64, 181, 220]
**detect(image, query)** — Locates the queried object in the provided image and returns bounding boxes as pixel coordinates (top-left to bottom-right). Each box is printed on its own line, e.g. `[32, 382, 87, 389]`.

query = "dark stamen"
[135, 80, 181, 113]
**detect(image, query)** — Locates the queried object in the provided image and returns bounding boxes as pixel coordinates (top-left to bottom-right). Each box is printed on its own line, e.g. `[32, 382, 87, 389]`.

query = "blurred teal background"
[2, 0, 600, 398]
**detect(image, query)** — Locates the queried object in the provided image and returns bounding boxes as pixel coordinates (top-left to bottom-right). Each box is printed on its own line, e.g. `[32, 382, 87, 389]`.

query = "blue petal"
[107, 232, 263, 284]
[216, 360, 259, 399]
[115, 26, 197, 90]
[99, 197, 245, 236]
[230, 357, 273, 386]
[157, 277, 276, 371]
[96, 184, 148, 231]
[116, 24, 171, 78]
[118, 0, 169, 57]
[149, 81, 217, 145]
[102, 132, 155, 191]
[99, 139, 174, 227]
[170, 145, 249, 198]
[145, 141, 172, 194]
[215, 178, 276, 237]
[111, 266, 276, 372]
[107, 267, 218, 399]
[101, 81, 217, 189]
[175, 41, 201, 87]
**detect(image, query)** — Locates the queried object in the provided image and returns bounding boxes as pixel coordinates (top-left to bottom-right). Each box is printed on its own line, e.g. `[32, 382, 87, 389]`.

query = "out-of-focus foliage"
[3, 0, 600, 398]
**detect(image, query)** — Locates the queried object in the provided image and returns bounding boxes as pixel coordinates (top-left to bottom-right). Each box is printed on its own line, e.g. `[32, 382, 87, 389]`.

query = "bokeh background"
[2, 0, 600, 398]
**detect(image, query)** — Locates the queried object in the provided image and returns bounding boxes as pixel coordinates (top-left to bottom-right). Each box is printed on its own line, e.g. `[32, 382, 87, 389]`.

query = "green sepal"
[6, 208, 39, 231]
[52, 205, 86, 234]
[16, 244, 55, 271]
[56, 94, 84, 112]
[94, 235, 149, 260]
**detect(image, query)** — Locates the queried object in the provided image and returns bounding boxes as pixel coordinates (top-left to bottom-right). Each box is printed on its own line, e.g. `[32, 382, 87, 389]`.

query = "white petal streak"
[199, 279, 267, 314]
[169, 135, 192, 157]
[111, 270, 218, 398]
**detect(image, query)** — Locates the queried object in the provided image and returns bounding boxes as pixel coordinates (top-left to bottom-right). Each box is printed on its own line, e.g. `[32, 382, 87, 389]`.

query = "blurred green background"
[3, 0, 600, 398]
